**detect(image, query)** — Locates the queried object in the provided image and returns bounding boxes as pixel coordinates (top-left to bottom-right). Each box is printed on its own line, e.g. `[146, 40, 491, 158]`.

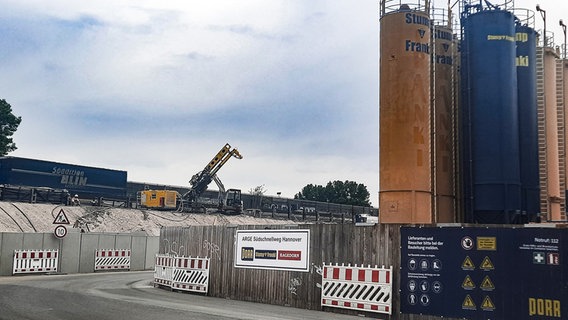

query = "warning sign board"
[462, 256, 475, 270]
[400, 227, 567, 320]
[462, 275, 476, 290]
[481, 296, 496, 311]
[462, 295, 476, 310]
[480, 276, 495, 291]
[477, 237, 497, 250]
[53, 209, 70, 225]
[480, 256, 495, 271]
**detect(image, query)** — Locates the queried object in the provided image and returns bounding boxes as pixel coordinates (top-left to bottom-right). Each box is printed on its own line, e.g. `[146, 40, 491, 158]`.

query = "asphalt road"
[0, 271, 362, 320]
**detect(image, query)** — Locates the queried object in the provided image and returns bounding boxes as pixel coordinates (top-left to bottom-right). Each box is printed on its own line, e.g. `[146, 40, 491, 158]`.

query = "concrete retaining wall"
[0, 230, 159, 276]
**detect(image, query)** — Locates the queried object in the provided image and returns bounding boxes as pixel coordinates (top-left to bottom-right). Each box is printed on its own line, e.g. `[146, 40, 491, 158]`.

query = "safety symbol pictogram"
[462, 256, 475, 270]
[481, 296, 496, 311]
[533, 252, 545, 264]
[53, 208, 70, 225]
[462, 294, 476, 310]
[480, 256, 494, 271]
[461, 236, 474, 250]
[547, 252, 560, 265]
[480, 275, 495, 291]
[462, 275, 476, 290]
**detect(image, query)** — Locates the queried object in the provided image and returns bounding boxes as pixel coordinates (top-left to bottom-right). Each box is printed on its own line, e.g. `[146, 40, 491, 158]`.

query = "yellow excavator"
[139, 143, 243, 214]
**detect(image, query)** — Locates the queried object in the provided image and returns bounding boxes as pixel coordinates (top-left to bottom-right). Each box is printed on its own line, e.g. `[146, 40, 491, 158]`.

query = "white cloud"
[0, 0, 383, 206]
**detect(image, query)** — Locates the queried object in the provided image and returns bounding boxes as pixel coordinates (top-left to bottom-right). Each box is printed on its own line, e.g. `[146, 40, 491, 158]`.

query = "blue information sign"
[400, 227, 566, 320]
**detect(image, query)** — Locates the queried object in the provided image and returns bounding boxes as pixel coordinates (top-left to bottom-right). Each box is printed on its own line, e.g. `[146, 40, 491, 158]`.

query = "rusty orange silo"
[539, 47, 562, 221]
[379, 2, 432, 223]
[431, 11, 456, 223]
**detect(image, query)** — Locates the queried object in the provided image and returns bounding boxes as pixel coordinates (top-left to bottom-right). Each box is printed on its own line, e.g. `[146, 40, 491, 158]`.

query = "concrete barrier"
[0, 231, 158, 276]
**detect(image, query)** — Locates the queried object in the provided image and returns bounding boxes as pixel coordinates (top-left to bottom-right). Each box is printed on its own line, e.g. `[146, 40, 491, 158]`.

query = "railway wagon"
[0, 157, 127, 199]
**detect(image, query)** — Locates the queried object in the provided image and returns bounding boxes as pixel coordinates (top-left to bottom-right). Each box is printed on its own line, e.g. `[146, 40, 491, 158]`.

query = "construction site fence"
[0, 231, 158, 276]
[159, 224, 568, 320]
[159, 224, 417, 319]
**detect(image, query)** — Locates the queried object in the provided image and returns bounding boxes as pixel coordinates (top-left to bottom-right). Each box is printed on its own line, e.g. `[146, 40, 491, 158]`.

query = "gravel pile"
[0, 202, 296, 236]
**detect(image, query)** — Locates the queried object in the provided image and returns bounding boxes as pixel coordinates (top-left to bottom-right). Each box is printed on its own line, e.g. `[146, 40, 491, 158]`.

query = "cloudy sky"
[0, 1, 565, 206]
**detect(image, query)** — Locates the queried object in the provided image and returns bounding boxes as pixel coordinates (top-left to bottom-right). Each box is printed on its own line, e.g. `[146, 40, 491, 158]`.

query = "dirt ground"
[0, 202, 296, 236]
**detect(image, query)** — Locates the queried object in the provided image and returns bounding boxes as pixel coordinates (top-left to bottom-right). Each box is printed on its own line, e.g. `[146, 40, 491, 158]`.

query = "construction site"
[0, 0, 567, 319]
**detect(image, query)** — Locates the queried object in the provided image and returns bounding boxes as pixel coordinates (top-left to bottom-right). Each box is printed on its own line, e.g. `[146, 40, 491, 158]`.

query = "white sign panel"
[234, 229, 310, 272]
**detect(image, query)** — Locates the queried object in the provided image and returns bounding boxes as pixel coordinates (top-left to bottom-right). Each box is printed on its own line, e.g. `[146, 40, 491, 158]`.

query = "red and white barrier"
[154, 254, 174, 287]
[94, 249, 131, 271]
[154, 254, 210, 294]
[321, 263, 393, 315]
[13, 250, 58, 274]
[171, 256, 210, 293]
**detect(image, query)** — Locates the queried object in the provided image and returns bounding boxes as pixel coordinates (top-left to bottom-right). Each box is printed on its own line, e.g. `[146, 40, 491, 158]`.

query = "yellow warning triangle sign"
[462, 256, 475, 270]
[480, 275, 495, 291]
[462, 275, 476, 290]
[481, 296, 496, 310]
[53, 208, 70, 225]
[480, 256, 495, 271]
[462, 294, 476, 309]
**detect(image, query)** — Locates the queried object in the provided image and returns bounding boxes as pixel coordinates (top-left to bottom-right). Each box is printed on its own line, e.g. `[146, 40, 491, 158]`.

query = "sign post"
[53, 208, 70, 239]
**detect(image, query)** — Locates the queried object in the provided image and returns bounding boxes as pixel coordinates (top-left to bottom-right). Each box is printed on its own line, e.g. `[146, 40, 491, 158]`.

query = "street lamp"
[536, 4, 547, 47]
[560, 19, 567, 58]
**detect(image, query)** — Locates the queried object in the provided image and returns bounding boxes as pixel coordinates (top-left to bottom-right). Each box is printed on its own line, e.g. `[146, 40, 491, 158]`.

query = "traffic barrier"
[171, 256, 210, 293]
[154, 254, 210, 294]
[154, 254, 174, 287]
[321, 263, 393, 315]
[94, 249, 131, 271]
[13, 249, 58, 274]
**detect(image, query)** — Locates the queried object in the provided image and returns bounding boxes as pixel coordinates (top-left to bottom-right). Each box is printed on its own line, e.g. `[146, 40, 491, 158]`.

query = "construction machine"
[139, 143, 243, 214]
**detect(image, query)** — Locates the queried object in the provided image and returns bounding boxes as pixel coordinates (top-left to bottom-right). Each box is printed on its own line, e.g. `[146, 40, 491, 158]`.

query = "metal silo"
[460, 2, 521, 223]
[514, 9, 540, 222]
[379, 0, 432, 223]
[564, 59, 568, 219]
[431, 7, 456, 223]
[537, 46, 563, 221]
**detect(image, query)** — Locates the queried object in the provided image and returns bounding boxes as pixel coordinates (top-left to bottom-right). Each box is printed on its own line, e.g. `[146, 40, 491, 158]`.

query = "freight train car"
[0, 157, 127, 199]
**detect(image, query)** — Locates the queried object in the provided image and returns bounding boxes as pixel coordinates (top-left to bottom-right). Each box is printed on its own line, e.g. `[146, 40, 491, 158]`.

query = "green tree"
[0, 99, 21, 155]
[248, 184, 267, 208]
[294, 180, 370, 206]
